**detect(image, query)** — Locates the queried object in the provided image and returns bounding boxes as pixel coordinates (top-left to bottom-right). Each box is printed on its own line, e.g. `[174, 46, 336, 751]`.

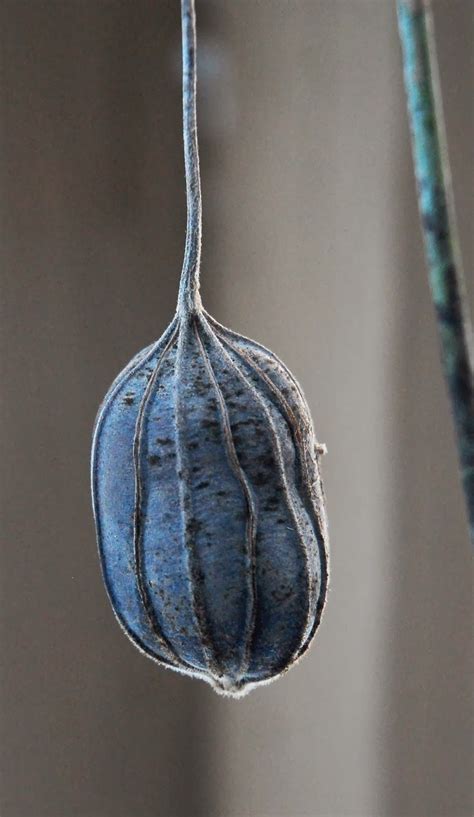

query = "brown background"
[1, 1, 472, 816]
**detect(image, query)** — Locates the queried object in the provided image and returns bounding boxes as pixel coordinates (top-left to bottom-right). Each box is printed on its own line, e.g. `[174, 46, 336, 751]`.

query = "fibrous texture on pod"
[92, 311, 329, 696]
[91, 0, 329, 697]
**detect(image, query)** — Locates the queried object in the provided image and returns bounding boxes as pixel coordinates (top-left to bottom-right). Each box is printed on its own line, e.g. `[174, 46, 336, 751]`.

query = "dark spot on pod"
[201, 419, 219, 429]
[187, 517, 202, 536]
[271, 586, 294, 602]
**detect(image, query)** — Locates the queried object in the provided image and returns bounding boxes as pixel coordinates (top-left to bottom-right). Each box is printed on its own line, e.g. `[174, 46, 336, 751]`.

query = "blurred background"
[1, 1, 472, 815]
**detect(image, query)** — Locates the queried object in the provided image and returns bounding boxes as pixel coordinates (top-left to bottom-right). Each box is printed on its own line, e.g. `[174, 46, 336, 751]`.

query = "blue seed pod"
[91, 0, 329, 697]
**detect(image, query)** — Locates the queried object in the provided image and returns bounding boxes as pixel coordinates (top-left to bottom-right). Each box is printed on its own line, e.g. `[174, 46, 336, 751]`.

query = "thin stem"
[397, 0, 474, 544]
[177, 0, 202, 315]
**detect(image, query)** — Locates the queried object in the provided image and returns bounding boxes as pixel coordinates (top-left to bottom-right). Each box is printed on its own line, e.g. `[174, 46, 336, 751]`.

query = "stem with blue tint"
[397, 0, 474, 544]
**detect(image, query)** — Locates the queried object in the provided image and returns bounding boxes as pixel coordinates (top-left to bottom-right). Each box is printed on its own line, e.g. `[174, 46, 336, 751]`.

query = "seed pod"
[91, 0, 329, 697]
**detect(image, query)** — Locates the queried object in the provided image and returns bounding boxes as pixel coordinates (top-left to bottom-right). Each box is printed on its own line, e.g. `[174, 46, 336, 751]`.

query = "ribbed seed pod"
[91, 0, 329, 697]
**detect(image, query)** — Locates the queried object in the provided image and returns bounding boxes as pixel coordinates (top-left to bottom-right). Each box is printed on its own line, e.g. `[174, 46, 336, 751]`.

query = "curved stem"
[177, 0, 202, 316]
[397, 0, 474, 545]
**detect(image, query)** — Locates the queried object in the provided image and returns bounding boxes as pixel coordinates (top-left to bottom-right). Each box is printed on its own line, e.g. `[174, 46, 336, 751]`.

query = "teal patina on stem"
[397, 0, 474, 544]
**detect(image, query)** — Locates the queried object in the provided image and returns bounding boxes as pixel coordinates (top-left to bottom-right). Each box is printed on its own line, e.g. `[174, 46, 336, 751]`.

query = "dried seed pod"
[91, 0, 329, 697]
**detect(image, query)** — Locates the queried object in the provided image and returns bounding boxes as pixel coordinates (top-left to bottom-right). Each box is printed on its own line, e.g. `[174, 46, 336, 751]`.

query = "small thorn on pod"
[315, 442, 327, 456]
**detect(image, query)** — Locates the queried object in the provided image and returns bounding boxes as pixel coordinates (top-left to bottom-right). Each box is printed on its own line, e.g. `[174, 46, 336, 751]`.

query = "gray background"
[1, 1, 472, 816]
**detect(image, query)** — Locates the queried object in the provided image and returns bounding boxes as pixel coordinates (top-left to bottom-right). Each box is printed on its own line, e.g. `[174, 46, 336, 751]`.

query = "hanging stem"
[177, 0, 202, 315]
[397, 0, 474, 544]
